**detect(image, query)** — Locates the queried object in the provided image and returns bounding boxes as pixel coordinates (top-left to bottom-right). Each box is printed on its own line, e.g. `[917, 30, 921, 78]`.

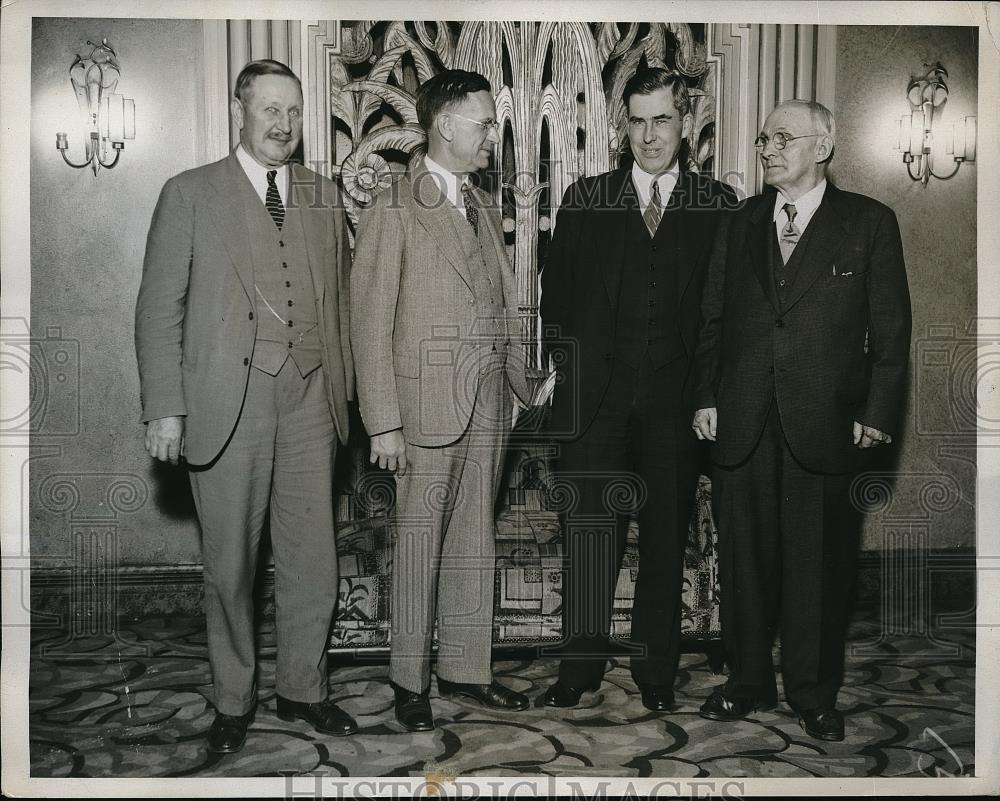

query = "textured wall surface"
[30, 17, 206, 568]
[831, 25, 977, 549]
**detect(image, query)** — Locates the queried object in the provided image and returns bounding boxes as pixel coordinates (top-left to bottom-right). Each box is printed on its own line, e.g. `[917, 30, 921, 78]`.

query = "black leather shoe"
[542, 679, 601, 708]
[638, 684, 675, 712]
[275, 695, 358, 737]
[699, 690, 775, 721]
[207, 708, 254, 754]
[798, 707, 845, 741]
[392, 682, 434, 732]
[437, 678, 529, 711]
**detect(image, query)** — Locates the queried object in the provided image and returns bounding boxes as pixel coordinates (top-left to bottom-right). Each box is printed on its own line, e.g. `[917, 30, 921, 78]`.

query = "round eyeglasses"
[754, 132, 823, 151]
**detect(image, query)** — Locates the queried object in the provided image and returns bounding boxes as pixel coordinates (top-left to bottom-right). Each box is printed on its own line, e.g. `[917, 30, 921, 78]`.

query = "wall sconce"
[56, 38, 135, 175]
[893, 62, 976, 184]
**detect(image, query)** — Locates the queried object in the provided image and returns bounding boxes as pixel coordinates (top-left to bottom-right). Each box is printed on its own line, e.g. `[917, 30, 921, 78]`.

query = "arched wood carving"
[326, 21, 715, 369]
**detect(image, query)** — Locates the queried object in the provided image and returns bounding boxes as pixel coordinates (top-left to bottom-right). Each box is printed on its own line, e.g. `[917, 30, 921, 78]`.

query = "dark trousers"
[554, 355, 699, 688]
[712, 402, 859, 712]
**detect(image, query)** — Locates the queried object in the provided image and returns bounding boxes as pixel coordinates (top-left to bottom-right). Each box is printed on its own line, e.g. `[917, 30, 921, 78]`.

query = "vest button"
[282, 262, 288, 268]
[775, 319, 785, 327]
[287, 300, 294, 307]
[651, 245, 657, 252]
[279, 241, 285, 247]
[288, 321, 294, 327]
[243, 357, 249, 365]
[768, 366, 775, 374]
[778, 279, 786, 288]
[248, 312, 254, 320]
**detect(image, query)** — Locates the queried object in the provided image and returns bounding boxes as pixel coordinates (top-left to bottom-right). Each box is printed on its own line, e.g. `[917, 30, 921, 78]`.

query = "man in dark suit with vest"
[540, 67, 738, 711]
[135, 60, 357, 753]
[692, 100, 911, 741]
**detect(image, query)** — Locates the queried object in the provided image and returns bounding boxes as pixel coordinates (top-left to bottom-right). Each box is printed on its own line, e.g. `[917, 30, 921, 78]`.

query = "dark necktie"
[266, 170, 285, 231]
[643, 180, 663, 238]
[779, 202, 800, 263]
[461, 183, 479, 237]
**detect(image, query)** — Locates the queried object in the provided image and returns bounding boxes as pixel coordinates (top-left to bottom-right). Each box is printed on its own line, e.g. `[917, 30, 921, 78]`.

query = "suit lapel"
[602, 168, 638, 309]
[206, 151, 256, 303]
[780, 185, 847, 312]
[748, 196, 779, 313]
[410, 158, 475, 294]
[662, 172, 694, 308]
[291, 162, 328, 308]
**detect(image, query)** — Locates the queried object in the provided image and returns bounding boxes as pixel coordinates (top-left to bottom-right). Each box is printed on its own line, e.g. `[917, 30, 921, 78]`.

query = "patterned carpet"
[29, 606, 973, 780]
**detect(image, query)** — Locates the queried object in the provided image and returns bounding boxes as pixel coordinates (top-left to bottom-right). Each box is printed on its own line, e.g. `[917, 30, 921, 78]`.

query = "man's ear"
[231, 98, 245, 131]
[682, 112, 694, 142]
[435, 113, 454, 144]
[816, 133, 834, 163]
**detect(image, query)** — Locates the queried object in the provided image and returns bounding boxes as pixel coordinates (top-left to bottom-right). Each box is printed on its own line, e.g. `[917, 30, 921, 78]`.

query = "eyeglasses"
[754, 131, 823, 151]
[449, 112, 500, 134]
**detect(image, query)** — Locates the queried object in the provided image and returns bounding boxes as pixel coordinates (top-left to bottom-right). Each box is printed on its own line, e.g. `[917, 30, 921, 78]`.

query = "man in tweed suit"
[351, 70, 532, 732]
[692, 100, 911, 741]
[135, 60, 356, 753]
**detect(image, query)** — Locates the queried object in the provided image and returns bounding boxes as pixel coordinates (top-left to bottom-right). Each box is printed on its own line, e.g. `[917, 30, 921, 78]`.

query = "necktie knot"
[780, 202, 800, 241]
[265, 169, 285, 230]
[642, 180, 663, 237]
[779, 202, 801, 265]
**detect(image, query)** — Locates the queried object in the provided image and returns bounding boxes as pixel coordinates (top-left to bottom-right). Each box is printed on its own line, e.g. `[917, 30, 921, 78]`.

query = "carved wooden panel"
[324, 21, 717, 368]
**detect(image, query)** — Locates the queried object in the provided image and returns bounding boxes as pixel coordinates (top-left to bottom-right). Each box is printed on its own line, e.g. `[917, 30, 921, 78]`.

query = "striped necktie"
[265, 170, 285, 231]
[643, 180, 663, 238]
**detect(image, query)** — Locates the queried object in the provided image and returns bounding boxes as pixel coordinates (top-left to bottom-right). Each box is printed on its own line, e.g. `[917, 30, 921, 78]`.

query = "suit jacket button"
[775, 319, 785, 327]
[243, 357, 249, 365]
[248, 312, 254, 320]
[603, 352, 612, 361]
[768, 366, 774, 374]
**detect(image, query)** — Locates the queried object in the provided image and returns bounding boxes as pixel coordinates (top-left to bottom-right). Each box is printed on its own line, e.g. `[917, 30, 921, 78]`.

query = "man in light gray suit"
[135, 60, 356, 753]
[351, 70, 531, 732]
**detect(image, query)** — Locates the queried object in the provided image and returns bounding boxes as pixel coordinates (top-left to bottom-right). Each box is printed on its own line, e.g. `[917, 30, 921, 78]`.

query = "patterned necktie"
[779, 202, 800, 263]
[461, 183, 479, 237]
[266, 170, 285, 231]
[643, 180, 663, 238]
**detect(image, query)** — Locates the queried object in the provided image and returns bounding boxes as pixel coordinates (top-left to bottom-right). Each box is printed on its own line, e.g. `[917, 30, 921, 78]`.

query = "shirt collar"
[235, 144, 288, 202]
[423, 153, 468, 209]
[631, 161, 680, 207]
[772, 178, 827, 223]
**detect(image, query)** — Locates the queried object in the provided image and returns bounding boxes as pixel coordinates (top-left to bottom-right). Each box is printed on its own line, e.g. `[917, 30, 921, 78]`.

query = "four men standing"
[137, 59, 909, 748]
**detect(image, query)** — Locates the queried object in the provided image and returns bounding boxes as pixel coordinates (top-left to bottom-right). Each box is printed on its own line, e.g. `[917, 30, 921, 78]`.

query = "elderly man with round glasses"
[692, 99, 911, 742]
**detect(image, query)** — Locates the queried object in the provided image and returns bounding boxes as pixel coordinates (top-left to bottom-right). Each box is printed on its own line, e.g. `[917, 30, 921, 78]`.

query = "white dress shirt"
[235, 144, 288, 206]
[424, 154, 469, 220]
[772, 178, 827, 237]
[631, 161, 680, 209]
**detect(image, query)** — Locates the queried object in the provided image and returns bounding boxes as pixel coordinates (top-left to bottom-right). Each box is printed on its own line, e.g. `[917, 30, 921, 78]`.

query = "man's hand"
[853, 421, 892, 448]
[370, 429, 408, 475]
[145, 416, 185, 464]
[693, 407, 718, 442]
